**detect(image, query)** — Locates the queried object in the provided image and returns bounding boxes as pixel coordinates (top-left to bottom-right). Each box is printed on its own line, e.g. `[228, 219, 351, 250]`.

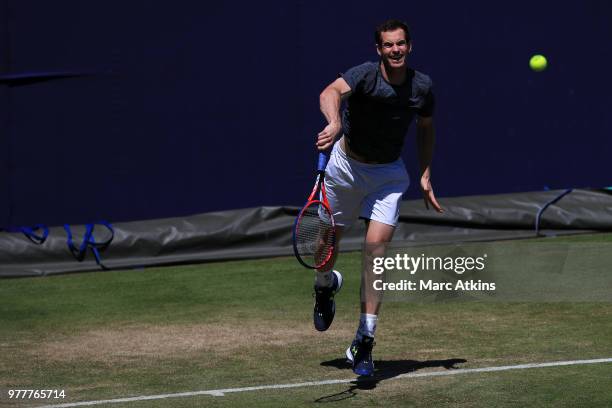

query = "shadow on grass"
[315, 357, 467, 402]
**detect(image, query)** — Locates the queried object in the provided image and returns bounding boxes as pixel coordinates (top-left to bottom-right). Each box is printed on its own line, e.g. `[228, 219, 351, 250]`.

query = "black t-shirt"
[341, 61, 435, 162]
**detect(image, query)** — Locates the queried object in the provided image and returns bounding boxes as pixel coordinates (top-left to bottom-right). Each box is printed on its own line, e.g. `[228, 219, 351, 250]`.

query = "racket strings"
[295, 204, 335, 268]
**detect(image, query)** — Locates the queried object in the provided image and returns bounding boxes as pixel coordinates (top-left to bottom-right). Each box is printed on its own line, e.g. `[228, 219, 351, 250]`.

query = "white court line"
[37, 357, 612, 408]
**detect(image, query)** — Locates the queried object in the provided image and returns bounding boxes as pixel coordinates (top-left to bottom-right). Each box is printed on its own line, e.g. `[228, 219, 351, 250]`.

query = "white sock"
[315, 270, 334, 288]
[356, 313, 378, 340]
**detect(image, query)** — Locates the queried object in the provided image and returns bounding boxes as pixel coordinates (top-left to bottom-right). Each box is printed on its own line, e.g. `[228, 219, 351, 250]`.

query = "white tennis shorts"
[324, 142, 410, 227]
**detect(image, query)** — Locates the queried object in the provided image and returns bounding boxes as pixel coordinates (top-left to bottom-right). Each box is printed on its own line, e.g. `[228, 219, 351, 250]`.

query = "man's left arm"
[416, 116, 444, 212]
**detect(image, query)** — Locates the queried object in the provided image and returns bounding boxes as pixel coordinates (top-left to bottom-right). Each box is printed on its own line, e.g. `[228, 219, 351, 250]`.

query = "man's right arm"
[316, 77, 352, 151]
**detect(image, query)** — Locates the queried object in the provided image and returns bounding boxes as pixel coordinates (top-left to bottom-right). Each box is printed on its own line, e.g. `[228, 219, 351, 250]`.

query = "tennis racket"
[293, 152, 337, 269]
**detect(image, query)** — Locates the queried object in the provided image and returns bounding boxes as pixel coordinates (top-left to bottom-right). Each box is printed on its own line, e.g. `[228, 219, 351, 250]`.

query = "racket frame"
[292, 153, 337, 269]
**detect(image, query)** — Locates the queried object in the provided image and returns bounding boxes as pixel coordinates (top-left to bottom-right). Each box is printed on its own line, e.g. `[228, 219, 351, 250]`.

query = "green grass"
[1, 233, 612, 407]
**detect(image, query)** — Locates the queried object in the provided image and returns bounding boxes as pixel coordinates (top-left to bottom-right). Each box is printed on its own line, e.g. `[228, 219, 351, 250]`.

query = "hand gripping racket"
[293, 152, 337, 269]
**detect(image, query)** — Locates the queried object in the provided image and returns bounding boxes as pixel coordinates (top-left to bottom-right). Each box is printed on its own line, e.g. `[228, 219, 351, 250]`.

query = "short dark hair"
[374, 19, 411, 46]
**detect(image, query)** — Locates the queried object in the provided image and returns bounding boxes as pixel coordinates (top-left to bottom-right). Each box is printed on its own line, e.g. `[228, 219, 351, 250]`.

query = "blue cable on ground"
[64, 221, 114, 270]
[0, 224, 49, 244]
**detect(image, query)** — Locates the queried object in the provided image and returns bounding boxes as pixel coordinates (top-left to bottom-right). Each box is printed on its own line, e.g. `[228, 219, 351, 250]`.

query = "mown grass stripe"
[37, 357, 612, 407]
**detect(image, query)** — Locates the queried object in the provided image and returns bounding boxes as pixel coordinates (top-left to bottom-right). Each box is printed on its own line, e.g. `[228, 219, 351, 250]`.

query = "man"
[312, 19, 443, 376]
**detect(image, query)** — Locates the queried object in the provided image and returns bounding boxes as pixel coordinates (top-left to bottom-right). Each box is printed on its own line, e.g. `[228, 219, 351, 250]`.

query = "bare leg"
[361, 219, 395, 315]
[346, 219, 395, 374]
[312, 226, 345, 331]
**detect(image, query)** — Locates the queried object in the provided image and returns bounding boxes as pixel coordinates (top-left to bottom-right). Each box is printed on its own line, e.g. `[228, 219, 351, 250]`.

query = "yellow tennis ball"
[529, 54, 548, 72]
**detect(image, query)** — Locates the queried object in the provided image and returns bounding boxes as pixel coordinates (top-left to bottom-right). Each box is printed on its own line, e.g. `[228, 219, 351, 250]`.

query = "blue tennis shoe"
[345, 335, 375, 376]
[313, 270, 343, 331]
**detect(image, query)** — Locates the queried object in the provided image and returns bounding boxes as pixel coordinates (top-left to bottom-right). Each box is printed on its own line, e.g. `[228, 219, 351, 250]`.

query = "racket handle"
[317, 151, 330, 173]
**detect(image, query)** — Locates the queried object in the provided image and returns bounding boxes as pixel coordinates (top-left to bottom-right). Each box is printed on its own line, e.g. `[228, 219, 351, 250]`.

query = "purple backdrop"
[1, 0, 610, 226]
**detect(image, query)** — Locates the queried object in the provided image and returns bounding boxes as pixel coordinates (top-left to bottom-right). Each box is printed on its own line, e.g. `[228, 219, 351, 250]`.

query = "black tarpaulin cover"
[1, 189, 611, 277]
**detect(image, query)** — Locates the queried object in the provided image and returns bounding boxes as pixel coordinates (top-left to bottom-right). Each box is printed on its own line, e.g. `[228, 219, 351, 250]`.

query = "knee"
[365, 236, 392, 245]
